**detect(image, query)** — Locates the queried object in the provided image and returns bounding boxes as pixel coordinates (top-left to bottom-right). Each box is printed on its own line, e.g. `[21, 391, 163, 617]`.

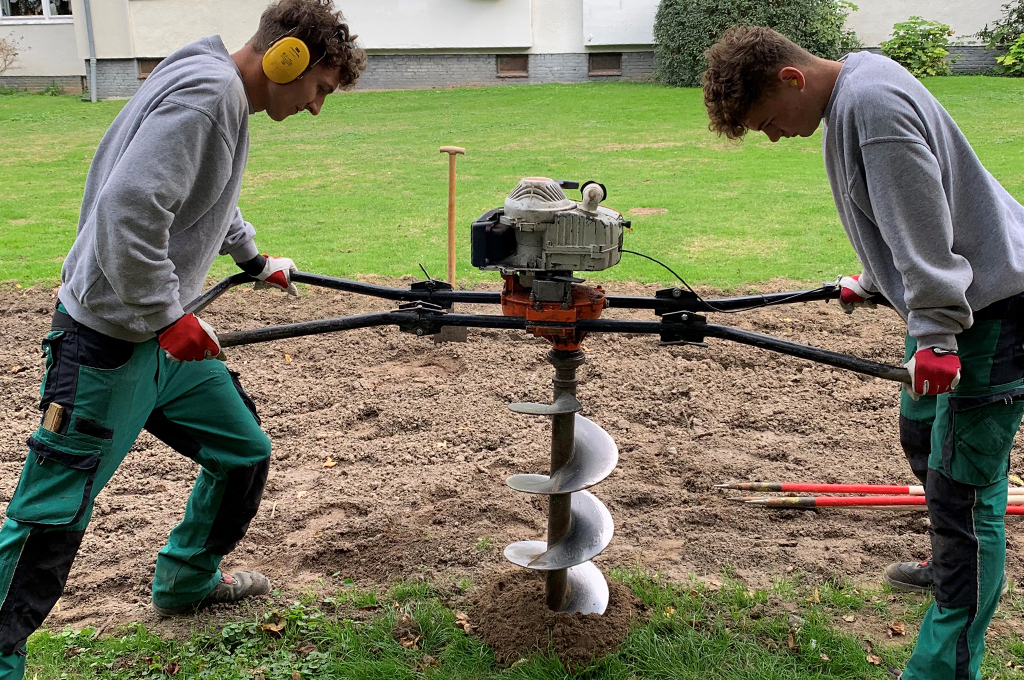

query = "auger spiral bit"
[503, 349, 618, 614]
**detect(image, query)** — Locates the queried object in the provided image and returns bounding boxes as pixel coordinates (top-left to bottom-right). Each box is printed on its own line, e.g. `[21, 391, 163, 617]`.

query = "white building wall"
[582, 0, 658, 47]
[346, 0, 532, 50]
[846, 0, 1006, 47]
[69, 0, 133, 59]
[129, 0, 261, 56]
[532, 0, 584, 53]
[0, 23, 83, 75]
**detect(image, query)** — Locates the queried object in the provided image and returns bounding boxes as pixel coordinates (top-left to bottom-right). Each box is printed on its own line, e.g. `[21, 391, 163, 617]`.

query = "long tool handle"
[440, 146, 465, 286]
[702, 323, 911, 384]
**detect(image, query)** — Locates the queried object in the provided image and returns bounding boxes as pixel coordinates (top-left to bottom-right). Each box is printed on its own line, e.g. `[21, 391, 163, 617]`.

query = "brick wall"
[356, 51, 658, 90]
[0, 75, 85, 94]
[860, 46, 998, 73]
[92, 59, 143, 99]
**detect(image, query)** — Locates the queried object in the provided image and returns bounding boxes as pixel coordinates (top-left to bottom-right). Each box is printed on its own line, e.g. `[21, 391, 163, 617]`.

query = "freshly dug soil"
[0, 278, 1021, 637]
[472, 570, 641, 664]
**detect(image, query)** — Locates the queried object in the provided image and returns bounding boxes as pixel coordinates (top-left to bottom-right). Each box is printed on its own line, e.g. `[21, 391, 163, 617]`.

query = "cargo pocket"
[38, 330, 65, 402]
[6, 428, 101, 527]
[943, 389, 1024, 487]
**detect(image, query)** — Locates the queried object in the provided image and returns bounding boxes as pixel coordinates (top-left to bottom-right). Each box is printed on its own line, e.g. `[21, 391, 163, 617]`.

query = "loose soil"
[472, 571, 640, 664]
[1, 279, 1022, 639]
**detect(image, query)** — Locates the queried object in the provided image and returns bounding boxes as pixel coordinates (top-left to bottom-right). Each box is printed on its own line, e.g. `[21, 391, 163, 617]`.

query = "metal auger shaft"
[546, 349, 586, 611]
[504, 349, 617, 616]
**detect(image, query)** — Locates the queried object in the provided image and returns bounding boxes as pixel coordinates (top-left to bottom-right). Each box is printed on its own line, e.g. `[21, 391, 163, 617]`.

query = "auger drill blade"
[506, 415, 618, 494]
[509, 393, 583, 416]
[563, 561, 610, 615]
[503, 490, 613, 570]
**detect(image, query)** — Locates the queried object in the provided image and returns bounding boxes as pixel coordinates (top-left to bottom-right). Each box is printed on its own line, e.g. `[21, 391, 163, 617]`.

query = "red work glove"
[157, 314, 221, 362]
[839, 275, 876, 313]
[906, 348, 961, 397]
[255, 255, 298, 296]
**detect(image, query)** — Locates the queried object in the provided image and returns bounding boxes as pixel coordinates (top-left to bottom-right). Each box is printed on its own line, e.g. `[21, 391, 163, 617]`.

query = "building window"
[138, 59, 163, 79]
[1, 0, 72, 22]
[497, 55, 528, 78]
[589, 53, 622, 77]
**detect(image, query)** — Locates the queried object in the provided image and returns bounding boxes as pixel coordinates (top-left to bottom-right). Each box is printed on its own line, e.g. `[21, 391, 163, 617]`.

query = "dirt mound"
[472, 570, 640, 664]
[0, 278, 1020, 635]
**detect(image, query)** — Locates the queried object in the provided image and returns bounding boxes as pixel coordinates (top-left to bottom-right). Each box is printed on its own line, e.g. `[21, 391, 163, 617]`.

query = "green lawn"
[25, 570, 1024, 680]
[3, 77, 1024, 288]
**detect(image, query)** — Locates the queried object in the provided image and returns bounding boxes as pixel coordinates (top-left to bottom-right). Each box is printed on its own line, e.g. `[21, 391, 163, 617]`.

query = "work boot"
[152, 571, 271, 617]
[883, 560, 1009, 596]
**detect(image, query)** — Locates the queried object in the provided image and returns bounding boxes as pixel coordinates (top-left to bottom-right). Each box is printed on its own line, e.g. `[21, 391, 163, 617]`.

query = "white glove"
[254, 256, 298, 296]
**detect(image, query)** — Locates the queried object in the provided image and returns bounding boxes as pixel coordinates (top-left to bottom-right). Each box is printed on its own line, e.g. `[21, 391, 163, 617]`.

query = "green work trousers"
[899, 295, 1024, 680]
[0, 307, 271, 679]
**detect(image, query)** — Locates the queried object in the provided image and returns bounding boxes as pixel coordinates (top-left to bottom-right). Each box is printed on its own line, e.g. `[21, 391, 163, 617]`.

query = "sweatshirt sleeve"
[220, 207, 259, 263]
[859, 138, 974, 352]
[90, 101, 235, 332]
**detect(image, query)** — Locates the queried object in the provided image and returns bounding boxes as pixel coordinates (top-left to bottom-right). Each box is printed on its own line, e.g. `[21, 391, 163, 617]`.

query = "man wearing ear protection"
[0, 1, 366, 678]
[703, 27, 1024, 680]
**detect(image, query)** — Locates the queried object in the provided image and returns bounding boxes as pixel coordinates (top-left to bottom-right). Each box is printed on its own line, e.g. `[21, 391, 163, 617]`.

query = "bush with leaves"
[880, 17, 959, 77]
[654, 0, 861, 87]
[976, 1, 1024, 52]
[995, 32, 1024, 76]
[0, 34, 19, 77]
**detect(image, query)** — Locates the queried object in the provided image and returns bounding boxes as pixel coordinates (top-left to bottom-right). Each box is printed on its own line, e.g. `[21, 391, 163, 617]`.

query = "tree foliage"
[976, 1, 1024, 51]
[653, 0, 861, 87]
[880, 17, 959, 78]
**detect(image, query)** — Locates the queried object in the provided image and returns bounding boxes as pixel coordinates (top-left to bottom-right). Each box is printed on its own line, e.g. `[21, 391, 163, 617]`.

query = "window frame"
[588, 52, 623, 77]
[138, 58, 163, 80]
[0, 0, 74, 25]
[496, 54, 529, 79]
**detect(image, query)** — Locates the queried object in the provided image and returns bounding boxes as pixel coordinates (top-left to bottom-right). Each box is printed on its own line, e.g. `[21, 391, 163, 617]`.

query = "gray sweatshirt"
[822, 51, 1024, 352]
[59, 36, 259, 342]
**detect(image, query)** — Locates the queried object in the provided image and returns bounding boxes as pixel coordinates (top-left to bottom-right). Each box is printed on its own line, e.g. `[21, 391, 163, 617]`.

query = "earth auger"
[190, 176, 913, 618]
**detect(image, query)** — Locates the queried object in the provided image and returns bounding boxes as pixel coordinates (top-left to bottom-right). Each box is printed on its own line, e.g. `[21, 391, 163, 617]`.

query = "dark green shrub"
[995, 32, 1024, 76]
[653, 0, 861, 87]
[976, 1, 1024, 51]
[40, 81, 63, 96]
[880, 17, 959, 77]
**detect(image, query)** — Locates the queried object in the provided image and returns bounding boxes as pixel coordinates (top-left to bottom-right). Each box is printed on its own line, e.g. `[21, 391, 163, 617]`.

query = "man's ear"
[778, 66, 806, 91]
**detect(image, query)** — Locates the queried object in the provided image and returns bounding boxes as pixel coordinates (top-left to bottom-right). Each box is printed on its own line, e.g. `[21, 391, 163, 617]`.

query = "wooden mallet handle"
[440, 146, 466, 285]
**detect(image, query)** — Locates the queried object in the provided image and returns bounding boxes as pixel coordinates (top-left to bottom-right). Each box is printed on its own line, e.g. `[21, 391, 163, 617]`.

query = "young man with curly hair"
[0, 1, 366, 676]
[702, 26, 1024, 680]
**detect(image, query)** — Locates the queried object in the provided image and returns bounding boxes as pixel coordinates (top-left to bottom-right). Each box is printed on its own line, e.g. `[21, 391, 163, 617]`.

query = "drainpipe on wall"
[83, 0, 97, 102]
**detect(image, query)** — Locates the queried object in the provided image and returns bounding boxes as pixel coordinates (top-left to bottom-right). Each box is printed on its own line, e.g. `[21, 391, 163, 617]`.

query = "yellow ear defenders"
[262, 27, 352, 85]
[262, 29, 312, 84]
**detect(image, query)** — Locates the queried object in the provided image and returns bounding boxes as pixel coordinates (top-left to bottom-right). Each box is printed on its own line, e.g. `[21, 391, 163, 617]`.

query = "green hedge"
[654, 0, 860, 87]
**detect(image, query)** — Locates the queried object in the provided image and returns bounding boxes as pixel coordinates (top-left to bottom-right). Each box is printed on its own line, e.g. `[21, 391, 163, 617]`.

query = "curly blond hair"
[703, 26, 814, 140]
[252, 0, 367, 90]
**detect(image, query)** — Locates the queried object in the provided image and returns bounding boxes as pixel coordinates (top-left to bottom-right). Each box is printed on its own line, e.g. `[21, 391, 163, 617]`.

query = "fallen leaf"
[284, 354, 292, 363]
[806, 588, 820, 604]
[820, 653, 831, 662]
[292, 671, 301, 680]
[419, 655, 440, 669]
[664, 606, 676, 617]
[867, 654, 882, 666]
[455, 611, 475, 634]
[787, 632, 796, 649]
[323, 457, 337, 469]
[296, 490, 308, 499]
[843, 615, 856, 623]
[164, 662, 180, 676]
[400, 633, 424, 650]
[260, 613, 287, 637]
[9, 366, 25, 374]
[297, 642, 317, 655]
[1009, 474, 1023, 486]
[888, 621, 906, 637]
[253, 670, 266, 680]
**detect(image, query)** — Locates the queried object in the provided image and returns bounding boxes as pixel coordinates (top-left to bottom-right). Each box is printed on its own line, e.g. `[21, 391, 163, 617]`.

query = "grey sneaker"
[883, 560, 1008, 597]
[153, 571, 271, 617]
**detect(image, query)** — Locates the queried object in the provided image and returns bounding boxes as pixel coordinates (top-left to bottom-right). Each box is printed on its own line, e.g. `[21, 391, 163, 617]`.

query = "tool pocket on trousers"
[943, 391, 1024, 487]
[38, 330, 65, 402]
[5, 428, 101, 527]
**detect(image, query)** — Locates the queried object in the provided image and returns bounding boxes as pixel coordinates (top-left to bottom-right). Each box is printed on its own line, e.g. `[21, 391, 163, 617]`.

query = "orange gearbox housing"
[500, 274, 608, 351]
